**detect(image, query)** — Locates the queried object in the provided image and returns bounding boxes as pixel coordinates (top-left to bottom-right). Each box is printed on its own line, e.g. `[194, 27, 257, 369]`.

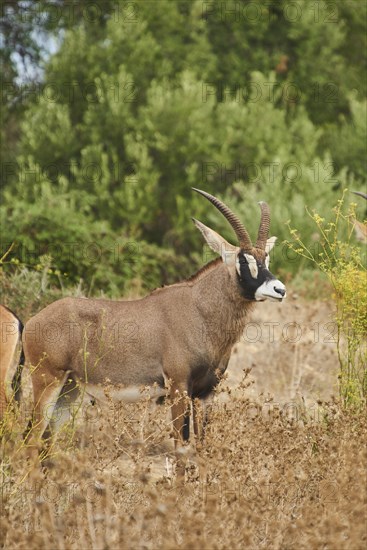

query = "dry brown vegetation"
[1, 297, 366, 549]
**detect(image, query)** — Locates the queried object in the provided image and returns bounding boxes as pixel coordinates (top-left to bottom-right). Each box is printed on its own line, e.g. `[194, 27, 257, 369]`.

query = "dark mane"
[150, 258, 222, 295]
[183, 257, 222, 284]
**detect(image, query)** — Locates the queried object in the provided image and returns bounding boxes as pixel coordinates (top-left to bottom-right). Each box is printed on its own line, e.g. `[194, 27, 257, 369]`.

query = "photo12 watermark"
[201, 2, 340, 23]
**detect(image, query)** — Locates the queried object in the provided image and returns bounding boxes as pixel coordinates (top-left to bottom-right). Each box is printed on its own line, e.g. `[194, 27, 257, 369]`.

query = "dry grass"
[1, 392, 366, 549]
[1, 297, 366, 549]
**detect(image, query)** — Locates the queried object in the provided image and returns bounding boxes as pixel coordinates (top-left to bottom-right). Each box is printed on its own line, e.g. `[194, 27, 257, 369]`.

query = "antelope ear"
[265, 236, 277, 254]
[192, 218, 238, 266]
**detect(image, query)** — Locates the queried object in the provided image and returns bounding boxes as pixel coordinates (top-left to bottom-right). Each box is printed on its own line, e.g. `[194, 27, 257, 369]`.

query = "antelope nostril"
[274, 286, 286, 297]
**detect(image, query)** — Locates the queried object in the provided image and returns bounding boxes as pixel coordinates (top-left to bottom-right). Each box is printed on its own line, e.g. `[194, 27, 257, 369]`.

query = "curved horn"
[255, 201, 271, 250]
[192, 188, 253, 250]
[352, 191, 367, 200]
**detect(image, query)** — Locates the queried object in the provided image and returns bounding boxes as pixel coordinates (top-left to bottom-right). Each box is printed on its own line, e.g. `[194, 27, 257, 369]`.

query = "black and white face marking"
[236, 251, 286, 302]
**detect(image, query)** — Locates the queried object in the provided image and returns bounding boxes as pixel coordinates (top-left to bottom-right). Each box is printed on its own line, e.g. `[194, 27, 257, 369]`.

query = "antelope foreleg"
[192, 398, 204, 443]
[170, 384, 190, 477]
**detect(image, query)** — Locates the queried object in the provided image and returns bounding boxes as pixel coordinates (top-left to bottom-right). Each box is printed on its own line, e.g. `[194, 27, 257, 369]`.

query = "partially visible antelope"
[0, 305, 24, 419]
[23, 189, 286, 458]
[352, 191, 367, 243]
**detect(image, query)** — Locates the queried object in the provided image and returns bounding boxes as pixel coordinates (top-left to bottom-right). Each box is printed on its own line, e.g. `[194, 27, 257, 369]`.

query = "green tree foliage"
[1, 0, 366, 294]
[0, 0, 118, 172]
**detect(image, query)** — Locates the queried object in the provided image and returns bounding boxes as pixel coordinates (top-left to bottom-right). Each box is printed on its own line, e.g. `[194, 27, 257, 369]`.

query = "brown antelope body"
[0, 305, 23, 418]
[23, 189, 286, 451]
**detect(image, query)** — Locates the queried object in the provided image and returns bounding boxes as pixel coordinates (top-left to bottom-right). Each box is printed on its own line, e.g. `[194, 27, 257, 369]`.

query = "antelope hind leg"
[26, 368, 71, 460]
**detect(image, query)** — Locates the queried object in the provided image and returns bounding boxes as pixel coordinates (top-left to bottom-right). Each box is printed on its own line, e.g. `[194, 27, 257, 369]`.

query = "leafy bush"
[0, 176, 197, 300]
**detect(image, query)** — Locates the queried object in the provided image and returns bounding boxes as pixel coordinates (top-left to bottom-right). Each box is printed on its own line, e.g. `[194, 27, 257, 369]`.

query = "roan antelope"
[23, 189, 286, 455]
[0, 304, 23, 419]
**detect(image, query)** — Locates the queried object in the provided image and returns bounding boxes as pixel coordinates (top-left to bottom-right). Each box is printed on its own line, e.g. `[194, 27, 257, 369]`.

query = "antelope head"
[192, 188, 286, 302]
